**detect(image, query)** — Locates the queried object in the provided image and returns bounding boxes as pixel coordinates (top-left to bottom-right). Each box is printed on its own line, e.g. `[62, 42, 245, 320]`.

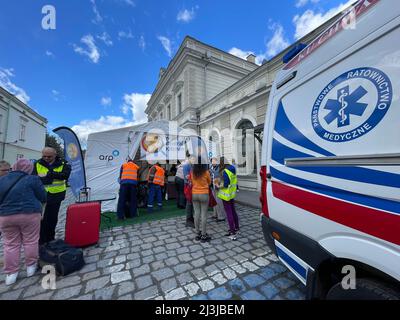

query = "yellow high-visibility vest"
[217, 169, 237, 201]
[35, 162, 66, 194]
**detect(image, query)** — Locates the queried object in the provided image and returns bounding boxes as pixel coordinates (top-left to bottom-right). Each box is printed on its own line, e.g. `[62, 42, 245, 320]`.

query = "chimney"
[246, 54, 256, 64]
[159, 67, 166, 79]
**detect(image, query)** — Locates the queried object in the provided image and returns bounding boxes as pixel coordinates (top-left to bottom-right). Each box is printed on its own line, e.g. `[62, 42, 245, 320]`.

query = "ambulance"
[260, 0, 400, 299]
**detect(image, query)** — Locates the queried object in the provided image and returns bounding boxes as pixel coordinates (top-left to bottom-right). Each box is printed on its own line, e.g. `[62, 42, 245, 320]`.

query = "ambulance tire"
[326, 278, 400, 300]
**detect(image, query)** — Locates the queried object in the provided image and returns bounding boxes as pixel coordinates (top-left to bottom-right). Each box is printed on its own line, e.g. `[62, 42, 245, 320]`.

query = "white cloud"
[122, 93, 151, 123]
[266, 23, 290, 57]
[295, 0, 320, 8]
[157, 36, 173, 57]
[228, 48, 265, 65]
[90, 0, 103, 24]
[177, 6, 199, 23]
[229, 48, 254, 60]
[51, 89, 65, 102]
[101, 97, 112, 106]
[46, 50, 55, 58]
[121, 0, 135, 6]
[293, 0, 355, 39]
[72, 116, 135, 145]
[0, 67, 30, 103]
[97, 32, 113, 46]
[72, 92, 150, 145]
[118, 30, 134, 40]
[52, 89, 60, 101]
[73, 34, 100, 63]
[139, 35, 146, 51]
[229, 22, 290, 65]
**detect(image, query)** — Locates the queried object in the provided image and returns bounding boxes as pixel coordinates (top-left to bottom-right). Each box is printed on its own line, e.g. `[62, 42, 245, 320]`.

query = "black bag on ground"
[39, 239, 85, 276]
[137, 184, 148, 208]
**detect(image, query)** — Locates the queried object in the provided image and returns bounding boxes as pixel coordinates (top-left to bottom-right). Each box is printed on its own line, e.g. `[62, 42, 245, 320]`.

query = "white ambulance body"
[260, 0, 400, 299]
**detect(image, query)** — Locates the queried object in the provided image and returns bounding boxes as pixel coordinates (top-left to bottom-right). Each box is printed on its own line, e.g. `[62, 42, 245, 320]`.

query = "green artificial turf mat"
[100, 199, 186, 230]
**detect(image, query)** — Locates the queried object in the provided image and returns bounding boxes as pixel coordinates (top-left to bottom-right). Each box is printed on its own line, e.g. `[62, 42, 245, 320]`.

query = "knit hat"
[12, 159, 34, 175]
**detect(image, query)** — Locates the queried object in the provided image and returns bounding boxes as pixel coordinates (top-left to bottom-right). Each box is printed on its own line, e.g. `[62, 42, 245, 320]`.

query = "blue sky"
[0, 0, 354, 142]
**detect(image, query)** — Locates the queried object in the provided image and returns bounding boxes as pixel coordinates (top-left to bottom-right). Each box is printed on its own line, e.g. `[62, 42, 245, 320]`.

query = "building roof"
[0, 86, 48, 124]
[146, 35, 258, 114]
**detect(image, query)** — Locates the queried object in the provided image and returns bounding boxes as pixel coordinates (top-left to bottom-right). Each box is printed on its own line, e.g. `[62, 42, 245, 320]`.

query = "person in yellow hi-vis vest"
[32, 147, 71, 245]
[117, 159, 139, 220]
[216, 157, 239, 241]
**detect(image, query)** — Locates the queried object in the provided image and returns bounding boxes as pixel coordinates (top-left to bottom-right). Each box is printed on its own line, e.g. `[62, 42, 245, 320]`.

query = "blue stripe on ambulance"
[271, 138, 400, 189]
[270, 166, 400, 215]
[274, 101, 335, 157]
[274, 240, 313, 285]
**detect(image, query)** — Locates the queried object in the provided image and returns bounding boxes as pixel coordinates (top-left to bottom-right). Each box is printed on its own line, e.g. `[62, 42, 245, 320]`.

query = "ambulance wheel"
[326, 278, 400, 300]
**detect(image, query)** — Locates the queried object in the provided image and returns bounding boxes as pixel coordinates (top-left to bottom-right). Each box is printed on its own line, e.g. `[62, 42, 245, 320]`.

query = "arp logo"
[99, 150, 120, 161]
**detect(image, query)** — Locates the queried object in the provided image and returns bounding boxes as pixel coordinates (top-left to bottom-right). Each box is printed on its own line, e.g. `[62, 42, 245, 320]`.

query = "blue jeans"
[147, 183, 162, 211]
[117, 184, 137, 219]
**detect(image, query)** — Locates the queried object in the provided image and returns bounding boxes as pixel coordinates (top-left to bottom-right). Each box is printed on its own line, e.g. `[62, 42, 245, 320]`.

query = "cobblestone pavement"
[0, 192, 306, 300]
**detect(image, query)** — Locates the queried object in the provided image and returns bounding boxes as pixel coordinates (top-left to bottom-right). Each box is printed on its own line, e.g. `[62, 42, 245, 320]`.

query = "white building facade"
[146, 17, 339, 191]
[0, 87, 47, 164]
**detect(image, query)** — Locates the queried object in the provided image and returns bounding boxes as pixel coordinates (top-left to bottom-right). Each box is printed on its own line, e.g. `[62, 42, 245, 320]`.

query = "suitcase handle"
[79, 187, 91, 202]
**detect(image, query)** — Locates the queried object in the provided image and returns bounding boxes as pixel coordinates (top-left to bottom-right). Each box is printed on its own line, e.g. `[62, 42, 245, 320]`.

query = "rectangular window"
[19, 123, 26, 141]
[167, 105, 171, 120]
[0, 114, 3, 134]
[16, 154, 24, 161]
[177, 94, 182, 113]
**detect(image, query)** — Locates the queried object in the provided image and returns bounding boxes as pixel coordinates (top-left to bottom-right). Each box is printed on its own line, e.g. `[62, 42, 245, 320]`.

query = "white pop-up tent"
[84, 121, 210, 212]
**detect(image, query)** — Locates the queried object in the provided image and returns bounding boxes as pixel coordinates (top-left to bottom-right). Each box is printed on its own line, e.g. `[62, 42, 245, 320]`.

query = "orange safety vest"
[148, 165, 165, 186]
[121, 162, 139, 181]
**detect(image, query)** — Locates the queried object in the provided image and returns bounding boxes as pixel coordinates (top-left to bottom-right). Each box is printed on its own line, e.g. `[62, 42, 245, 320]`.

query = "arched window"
[236, 119, 256, 175]
[209, 130, 221, 160]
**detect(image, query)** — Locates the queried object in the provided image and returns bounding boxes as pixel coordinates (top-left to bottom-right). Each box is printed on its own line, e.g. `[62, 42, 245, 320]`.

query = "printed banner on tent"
[140, 133, 189, 161]
[53, 127, 86, 198]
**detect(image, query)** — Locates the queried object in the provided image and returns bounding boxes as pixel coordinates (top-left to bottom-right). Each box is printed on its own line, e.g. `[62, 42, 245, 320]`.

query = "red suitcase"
[65, 201, 101, 248]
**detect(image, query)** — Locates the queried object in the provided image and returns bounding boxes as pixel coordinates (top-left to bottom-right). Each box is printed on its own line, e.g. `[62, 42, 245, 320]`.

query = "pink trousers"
[0, 213, 41, 274]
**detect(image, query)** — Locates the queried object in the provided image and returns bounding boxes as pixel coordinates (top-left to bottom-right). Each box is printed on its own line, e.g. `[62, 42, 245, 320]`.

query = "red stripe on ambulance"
[272, 181, 400, 246]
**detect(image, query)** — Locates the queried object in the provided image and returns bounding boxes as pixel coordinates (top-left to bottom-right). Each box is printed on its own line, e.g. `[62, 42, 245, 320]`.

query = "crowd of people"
[117, 154, 239, 244]
[0, 148, 239, 287]
[0, 148, 71, 286]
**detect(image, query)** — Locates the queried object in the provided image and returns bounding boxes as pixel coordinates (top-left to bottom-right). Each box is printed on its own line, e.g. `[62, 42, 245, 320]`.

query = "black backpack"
[39, 239, 85, 276]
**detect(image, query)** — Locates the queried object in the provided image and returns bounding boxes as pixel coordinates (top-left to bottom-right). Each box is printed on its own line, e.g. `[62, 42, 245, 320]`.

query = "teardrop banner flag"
[53, 127, 87, 198]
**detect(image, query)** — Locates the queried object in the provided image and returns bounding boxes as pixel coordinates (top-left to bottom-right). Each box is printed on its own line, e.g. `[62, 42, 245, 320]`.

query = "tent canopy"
[84, 121, 208, 211]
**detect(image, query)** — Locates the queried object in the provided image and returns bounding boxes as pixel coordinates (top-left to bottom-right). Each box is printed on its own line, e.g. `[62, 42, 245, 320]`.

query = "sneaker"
[216, 218, 225, 223]
[195, 232, 202, 241]
[200, 234, 211, 243]
[224, 230, 234, 237]
[27, 264, 37, 277]
[229, 234, 238, 241]
[5, 272, 18, 286]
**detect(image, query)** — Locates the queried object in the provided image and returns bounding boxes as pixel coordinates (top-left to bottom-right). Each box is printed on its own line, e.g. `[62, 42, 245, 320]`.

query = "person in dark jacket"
[0, 159, 47, 286]
[117, 159, 139, 220]
[32, 147, 71, 245]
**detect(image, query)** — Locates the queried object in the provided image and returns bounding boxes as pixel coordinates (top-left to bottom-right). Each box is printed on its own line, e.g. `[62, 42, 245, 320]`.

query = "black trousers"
[40, 200, 62, 245]
[175, 177, 186, 208]
[117, 184, 138, 219]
